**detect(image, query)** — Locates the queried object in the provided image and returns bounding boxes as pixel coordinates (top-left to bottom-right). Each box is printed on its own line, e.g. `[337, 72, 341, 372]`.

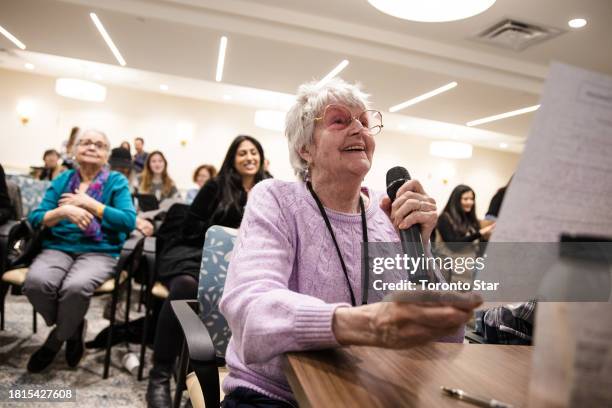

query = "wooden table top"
[285, 343, 532, 408]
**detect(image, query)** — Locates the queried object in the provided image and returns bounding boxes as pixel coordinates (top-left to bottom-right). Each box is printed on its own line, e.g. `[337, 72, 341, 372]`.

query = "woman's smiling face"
[305, 103, 376, 182]
[234, 140, 261, 178]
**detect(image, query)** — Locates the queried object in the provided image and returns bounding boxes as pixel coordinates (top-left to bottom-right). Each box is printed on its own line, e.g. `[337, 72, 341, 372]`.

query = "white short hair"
[285, 78, 370, 180]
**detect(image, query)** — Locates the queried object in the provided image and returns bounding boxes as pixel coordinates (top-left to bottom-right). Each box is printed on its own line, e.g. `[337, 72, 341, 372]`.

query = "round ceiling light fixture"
[568, 18, 587, 29]
[367, 0, 496, 22]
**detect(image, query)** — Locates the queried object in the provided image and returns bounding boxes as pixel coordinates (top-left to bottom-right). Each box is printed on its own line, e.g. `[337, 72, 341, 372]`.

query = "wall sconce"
[177, 122, 195, 147]
[16, 100, 36, 125]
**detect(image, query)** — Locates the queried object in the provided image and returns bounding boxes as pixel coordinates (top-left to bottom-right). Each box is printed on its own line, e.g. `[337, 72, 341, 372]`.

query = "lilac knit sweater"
[219, 179, 462, 403]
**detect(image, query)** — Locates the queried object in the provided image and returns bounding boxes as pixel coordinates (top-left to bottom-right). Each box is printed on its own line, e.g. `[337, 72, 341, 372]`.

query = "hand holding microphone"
[380, 167, 438, 282]
[380, 167, 438, 246]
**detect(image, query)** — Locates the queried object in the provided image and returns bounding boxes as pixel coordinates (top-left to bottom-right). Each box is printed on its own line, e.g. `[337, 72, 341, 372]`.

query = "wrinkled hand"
[136, 217, 154, 236]
[333, 291, 482, 348]
[58, 191, 99, 212]
[380, 179, 437, 242]
[369, 300, 475, 348]
[61, 204, 94, 230]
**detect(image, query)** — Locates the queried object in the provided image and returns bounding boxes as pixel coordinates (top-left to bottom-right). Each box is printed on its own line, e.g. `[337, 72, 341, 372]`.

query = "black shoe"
[27, 328, 62, 373]
[146, 363, 173, 408]
[27, 345, 59, 373]
[66, 319, 87, 368]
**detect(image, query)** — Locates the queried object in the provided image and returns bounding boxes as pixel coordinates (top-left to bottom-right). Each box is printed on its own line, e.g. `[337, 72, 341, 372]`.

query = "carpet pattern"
[0, 291, 183, 407]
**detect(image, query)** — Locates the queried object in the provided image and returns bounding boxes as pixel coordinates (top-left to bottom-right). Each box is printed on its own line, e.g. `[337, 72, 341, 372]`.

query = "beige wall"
[0, 68, 519, 218]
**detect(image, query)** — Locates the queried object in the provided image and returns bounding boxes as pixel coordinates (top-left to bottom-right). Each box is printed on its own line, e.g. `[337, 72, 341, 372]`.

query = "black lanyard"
[306, 182, 369, 306]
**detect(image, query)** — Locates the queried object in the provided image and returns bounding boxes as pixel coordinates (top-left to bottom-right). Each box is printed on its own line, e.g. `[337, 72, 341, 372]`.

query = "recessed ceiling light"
[223, 94, 232, 100]
[159, 84, 169, 91]
[24, 63, 35, 70]
[430, 141, 473, 159]
[499, 142, 508, 148]
[317, 59, 350, 87]
[389, 82, 457, 113]
[368, 0, 496, 22]
[216, 36, 228, 82]
[90, 12, 127, 66]
[568, 18, 587, 28]
[466, 104, 540, 127]
[0, 24, 26, 49]
[55, 78, 107, 102]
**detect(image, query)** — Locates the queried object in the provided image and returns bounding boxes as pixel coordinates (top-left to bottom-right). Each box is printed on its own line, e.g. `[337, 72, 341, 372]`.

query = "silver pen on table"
[441, 386, 514, 408]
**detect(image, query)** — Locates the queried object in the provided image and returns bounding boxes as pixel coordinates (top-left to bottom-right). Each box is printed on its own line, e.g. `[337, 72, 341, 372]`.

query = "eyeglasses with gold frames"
[313, 104, 384, 136]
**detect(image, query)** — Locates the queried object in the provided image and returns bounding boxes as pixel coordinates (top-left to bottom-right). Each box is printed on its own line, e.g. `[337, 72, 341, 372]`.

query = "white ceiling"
[1, 0, 610, 150]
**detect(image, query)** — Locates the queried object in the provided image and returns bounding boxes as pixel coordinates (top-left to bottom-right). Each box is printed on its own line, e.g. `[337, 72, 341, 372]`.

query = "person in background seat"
[185, 164, 217, 205]
[136, 151, 180, 205]
[23, 129, 136, 373]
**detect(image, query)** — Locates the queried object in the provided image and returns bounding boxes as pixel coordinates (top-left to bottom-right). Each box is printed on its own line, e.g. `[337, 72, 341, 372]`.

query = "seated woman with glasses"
[23, 129, 136, 373]
[219, 78, 482, 407]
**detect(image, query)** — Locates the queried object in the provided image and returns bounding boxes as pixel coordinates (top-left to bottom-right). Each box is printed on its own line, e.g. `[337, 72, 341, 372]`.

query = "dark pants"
[152, 274, 198, 365]
[222, 388, 296, 408]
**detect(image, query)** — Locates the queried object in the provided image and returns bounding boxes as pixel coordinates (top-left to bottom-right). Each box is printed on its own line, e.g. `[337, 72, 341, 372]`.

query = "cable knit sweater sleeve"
[219, 181, 349, 365]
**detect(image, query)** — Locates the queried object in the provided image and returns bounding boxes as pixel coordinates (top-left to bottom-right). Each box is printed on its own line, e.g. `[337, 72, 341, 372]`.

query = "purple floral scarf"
[65, 169, 109, 242]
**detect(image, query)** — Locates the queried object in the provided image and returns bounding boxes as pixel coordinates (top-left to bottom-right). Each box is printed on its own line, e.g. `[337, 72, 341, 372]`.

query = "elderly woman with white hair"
[219, 78, 482, 407]
[23, 129, 136, 373]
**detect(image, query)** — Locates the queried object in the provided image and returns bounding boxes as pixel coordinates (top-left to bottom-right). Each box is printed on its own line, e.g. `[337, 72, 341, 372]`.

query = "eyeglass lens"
[322, 105, 382, 134]
[80, 139, 107, 150]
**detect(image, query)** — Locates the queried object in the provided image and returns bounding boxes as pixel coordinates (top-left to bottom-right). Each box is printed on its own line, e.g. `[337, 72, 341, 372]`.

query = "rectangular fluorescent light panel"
[466, 104, 540, 127]
[216, 36, 228, 82]
[0, 24, 26, 49]
[317, 59, 349, 87]
[90, 12, 126, 66]
[389, 81, 457, 113]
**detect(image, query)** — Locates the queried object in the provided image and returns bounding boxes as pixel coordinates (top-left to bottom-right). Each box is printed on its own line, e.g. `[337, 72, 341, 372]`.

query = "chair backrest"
[5, 175, 50, 217]
[5, 180, 22, 220]
[197, 225, 238, 359]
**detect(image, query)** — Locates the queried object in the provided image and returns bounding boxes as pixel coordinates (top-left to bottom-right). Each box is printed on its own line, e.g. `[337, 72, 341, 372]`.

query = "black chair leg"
[125, 277, 132, 325]
[0, 282, 8, 331]
[103, 273, 122, 379]
[137, 282, 145, 312]
[194, 362, 221, 408]
[173, 341, 189, 408]
[138, 283, 154, 381]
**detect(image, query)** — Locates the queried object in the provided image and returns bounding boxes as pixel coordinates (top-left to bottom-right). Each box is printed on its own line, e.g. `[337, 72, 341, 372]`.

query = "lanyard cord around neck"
[306, 181, 369, 306]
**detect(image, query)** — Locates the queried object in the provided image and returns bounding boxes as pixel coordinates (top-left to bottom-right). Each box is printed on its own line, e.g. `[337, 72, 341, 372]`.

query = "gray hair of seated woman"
[285, 78, 370, 181]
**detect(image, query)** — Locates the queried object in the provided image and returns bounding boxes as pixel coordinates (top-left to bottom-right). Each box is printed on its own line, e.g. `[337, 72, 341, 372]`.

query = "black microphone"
[386, 166, 430, 283]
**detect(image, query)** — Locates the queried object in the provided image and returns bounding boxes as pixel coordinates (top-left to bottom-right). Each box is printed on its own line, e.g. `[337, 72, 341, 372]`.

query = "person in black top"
[435, 185, 494, 283]
[436, 184, 495, 244]
[0, 164, 14, 225]
[146, 135, 267, 408]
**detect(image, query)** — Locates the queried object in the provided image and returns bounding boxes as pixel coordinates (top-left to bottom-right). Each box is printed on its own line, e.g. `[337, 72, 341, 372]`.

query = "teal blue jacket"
[28, 170, 136, 257]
